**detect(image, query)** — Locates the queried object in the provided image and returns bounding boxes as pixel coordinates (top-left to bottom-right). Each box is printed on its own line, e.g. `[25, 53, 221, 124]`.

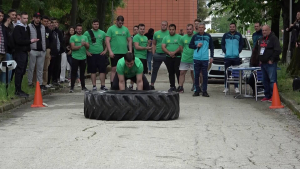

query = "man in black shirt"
[13, 12, 39, 97]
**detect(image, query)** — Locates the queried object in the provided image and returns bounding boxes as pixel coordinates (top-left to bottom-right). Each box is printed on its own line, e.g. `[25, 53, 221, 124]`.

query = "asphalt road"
[1, 66, 300, 169]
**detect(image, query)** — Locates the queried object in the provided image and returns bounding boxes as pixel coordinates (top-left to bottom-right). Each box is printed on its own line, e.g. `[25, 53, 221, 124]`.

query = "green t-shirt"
[133, 33, 148, 59]
[70, 34, 88, 60]
[179, 34, 194, 63]
[83, 29, 106, 54]
[153, 30, 169, 53]
[162, 34, 182, 57]
[106, 25, 130, 54]
[116, 57, 143, 78]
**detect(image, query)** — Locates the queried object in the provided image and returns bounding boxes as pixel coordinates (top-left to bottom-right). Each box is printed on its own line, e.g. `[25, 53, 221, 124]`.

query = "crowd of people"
[0, 9, 284, 101]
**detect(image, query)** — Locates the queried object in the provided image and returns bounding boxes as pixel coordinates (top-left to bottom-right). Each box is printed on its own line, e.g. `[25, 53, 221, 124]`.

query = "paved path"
[1, 66, 300, 169]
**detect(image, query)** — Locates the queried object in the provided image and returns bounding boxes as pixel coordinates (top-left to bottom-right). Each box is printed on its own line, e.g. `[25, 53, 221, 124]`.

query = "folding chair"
[253, 69, 264, 101]
[225, 67, 243, 95]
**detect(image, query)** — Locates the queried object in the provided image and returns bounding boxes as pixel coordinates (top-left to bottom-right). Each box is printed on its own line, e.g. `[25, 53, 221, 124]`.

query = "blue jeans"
[194, 60, 208, 92]
[0, 53, 13, 83]
[147, 51, 153, 72]
[261, 63, 277, 99]
[224, 58, 240, 88]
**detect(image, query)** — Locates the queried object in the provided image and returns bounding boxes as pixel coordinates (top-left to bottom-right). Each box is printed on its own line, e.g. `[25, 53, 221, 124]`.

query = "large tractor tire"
[84, 90, 180, 121]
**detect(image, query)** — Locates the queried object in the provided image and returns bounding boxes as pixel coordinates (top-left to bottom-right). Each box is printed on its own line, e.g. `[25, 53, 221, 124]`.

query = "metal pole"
[287, 0, 292, 63]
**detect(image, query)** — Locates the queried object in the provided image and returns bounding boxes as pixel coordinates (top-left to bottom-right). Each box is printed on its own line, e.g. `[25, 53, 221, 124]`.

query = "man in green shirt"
[133, 23, 152, 74]
[193, 19, 201, 34]
[69, 24, 90, 93]
[177, 24, 195, 93]
[83, 19, 108, 91]
[105, 15, 132, 88]
[162, 24, 182, 92]
[150, 21, 169, 90]
[112, 53, 150, 90]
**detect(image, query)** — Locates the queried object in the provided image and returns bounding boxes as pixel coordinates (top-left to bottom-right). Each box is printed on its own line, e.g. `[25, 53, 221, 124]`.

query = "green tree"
[197, 0, 209, 21]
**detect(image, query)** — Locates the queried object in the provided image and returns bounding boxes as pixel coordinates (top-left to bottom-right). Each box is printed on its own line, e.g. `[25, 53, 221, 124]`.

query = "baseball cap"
[33, 12, 41, 17]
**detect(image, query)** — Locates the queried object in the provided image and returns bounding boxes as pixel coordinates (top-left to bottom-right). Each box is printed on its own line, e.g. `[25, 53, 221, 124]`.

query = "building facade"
[116, 0, 197, 35]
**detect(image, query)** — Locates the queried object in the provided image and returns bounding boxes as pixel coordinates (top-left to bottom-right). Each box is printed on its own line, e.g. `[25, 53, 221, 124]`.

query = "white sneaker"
[223, 88, 229, 93]
[92, 86, 97, 91]
[235, 87, 240, 93]
[78, 83, 81, 87]
[68, 82, 71, 87]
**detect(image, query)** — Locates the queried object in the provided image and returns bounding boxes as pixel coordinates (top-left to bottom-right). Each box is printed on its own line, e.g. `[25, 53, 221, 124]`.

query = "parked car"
[208, 33, 252, 79]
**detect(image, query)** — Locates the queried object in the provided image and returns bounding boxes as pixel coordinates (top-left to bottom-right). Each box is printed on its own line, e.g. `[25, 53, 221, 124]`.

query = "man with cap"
[27, 12, 47, 91]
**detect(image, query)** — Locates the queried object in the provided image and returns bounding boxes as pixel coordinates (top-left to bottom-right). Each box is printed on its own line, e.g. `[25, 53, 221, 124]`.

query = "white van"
[208, 33, 252, 79]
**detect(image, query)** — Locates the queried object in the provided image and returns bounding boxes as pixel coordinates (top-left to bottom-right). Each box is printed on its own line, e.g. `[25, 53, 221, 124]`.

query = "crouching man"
[112, 53, 150, 90]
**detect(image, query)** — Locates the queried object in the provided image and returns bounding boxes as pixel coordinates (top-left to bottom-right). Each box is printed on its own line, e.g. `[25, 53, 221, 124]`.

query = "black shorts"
[111, 54, 125, 67]
[87, 54, 107, 73]
[140, 58, 148, 74]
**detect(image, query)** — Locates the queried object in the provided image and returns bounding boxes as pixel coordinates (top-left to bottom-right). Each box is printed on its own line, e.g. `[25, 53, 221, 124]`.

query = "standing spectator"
[150, 21, 169, 90]
[258, 25, 281, 102]
[162, 24, 182, 92]
[105, 15, 132, 88]
[27, 12, 47, 91]
[69, 24, 89, 93]
[221, 23, 243, 93]
[177, 24, 195, 93]
[189, 22, 214, 97]
[13, 12, 39, 97]
[286, 12, 300, 57]
[194, 19, 201, 34]
[128, 25, 138, 89]
[7, 9, 17, 81]
[0, 10, 8, 83]
[83, 19, 108, 91]
[133, 23, 151, 74]
[145, 28, 154, 75]
[252, 22, 262, 49]
[179, 29, 184, 36]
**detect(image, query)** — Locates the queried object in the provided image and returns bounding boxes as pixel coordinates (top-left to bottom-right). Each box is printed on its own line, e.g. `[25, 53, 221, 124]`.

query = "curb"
[280, 93, 300, 117]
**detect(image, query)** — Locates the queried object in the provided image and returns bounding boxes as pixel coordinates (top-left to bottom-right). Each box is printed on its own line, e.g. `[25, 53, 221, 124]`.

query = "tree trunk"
[97, 0, 107, 30]
[70, 0, 78, 27]
[281, 0, 290, 63]
[11, 0, 21, 9]
[0, 0, 2, 10]
[271, 1, 281, 39]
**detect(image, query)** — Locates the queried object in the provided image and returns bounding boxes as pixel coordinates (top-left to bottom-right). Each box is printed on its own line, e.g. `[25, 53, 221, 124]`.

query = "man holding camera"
[83, 19, 108, 91]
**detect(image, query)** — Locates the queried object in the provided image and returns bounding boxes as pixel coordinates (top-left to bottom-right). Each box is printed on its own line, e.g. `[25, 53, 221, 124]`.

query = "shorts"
[111, 54, 125, 67]
[179, 62, 194, 70]
[87, 54, 107, 73]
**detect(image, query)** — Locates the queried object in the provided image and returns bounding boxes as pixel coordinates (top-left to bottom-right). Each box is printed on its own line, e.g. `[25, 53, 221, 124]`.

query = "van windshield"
[212, 37, 250, 50]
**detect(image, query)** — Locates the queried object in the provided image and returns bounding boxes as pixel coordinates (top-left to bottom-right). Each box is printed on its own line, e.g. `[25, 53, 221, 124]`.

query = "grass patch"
[277, 64, 300, 105]
[0, 74, 35, 105]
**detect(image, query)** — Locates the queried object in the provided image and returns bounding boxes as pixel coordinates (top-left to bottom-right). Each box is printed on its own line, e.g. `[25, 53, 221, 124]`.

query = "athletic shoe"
[193, 91, 200, 97]
[28, 83, 34, 88]
[69, 88, 74, 93]
[202, 91, 210, 97]
[148, 71, 151, 75]
[268, 98, 272, 103]
[77, 83, 81, 87]
[168, 87, 176, 92]
[261, 97, 269, 102]
[101, 86, 108, 91]
[92, 86, 97, 91]
[223, 88, 229, 93]
[40, 85, 47, 91]
[82, 87, 89, 92]
[150, 85, 155, 90]
[46, 84, 52, 88]
[68, 82, 71, 87]
[176, 86, 184, 93]
[235, 87, 240, 93]
[15, 90, 29, 98]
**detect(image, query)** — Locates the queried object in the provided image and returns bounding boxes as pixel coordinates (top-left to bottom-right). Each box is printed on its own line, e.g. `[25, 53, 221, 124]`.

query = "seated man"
[112, 53, 150, 90]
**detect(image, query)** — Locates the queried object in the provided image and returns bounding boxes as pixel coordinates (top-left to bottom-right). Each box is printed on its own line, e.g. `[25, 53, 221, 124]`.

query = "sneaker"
[257, 88, 264, 93]
[148, 71, 151, 75]
[40, 85, 47, 91]
[176, 86, 184, 93]
[193, 91, 200, 97]
[223, 88, 229, 93]
[92, 86, 97, 91]
[268, 98, 272, 102]
[261, 97, 269, 102]
[100, 86, 108, 91]
[191, 85, 195, 91]
[168, 87, 176, 92]
[77, 83, 81, 87]
[46, 84, 52, 88]
[82, 87, 89, 92]
[150, 85, 155, 90]
[202, 91, 210, 97]
[68, 82, 71, 87]
[28, 83, 34, 88]
[15, 90, 29, 98]
[64, 79, 70, 83]
[235, 87, 240, 93]
[69, 88, 74, 93]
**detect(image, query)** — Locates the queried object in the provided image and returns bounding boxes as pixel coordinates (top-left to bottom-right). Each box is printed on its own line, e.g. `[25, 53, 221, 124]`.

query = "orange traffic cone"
[269, 83, 284, 109]
[31, 81, 45, 108]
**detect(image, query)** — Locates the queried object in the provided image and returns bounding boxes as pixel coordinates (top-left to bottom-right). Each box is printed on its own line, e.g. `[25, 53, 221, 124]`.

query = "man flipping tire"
[112, 53, 150, 90]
